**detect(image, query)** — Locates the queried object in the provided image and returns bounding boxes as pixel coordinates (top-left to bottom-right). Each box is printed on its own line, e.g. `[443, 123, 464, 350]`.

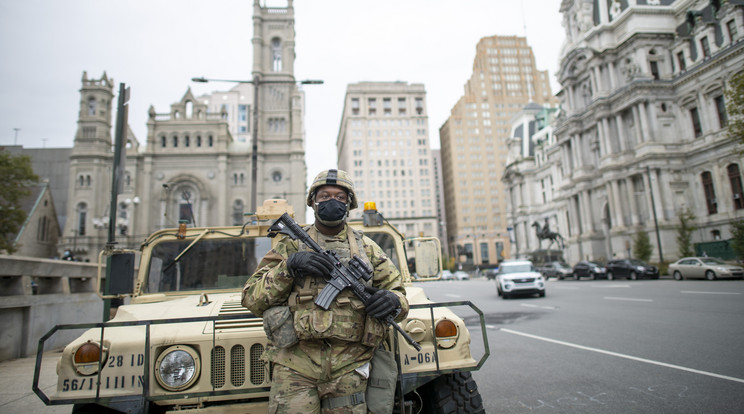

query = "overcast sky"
[0, 0, 566, 185]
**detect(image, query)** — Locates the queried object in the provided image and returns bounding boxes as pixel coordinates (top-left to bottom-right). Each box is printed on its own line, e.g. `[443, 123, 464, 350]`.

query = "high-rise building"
[337, 82, 438, 240]
[440, 35, 557, 267]
[61, 0, 308, 261]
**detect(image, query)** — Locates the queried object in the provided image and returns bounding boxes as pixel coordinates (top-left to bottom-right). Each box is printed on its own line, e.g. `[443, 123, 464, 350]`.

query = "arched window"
[208, 135, 214, 147]
[701, 171, 717, 215]
[78, 175, 84, 187]
[86, 175, 91, 186]
[185, 101, 193, 118]
[88, 97, 96, 116]
[161, 136, 167, 148]
[196, 136, 202, 147]
[77, 203, 88, 236]
[272, 38, 282, 72]
[173, 135, 178, 147]
[232, 199, 244, 226]
[185, 135, 190, 147]
[728, 164, 743, 210]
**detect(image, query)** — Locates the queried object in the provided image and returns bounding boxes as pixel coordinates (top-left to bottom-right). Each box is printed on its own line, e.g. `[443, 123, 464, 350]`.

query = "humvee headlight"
[155, 345, 200, 391]
[72, 341, 104, 376]
[435, 319, 459, 349]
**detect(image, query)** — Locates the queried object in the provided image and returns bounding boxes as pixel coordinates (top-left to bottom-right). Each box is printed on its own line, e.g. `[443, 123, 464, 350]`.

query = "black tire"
[502, 292, 510, 300]
[607, 271, 614, 281]
[419, 372, 485, 414]
[72, 404, 123, 414]
[539, 291, 546, 297]
[705, 270, 717, 281]
[629, 271, 638, 281]
[673, 271, 683, 281]
[574, 272, 580, 280]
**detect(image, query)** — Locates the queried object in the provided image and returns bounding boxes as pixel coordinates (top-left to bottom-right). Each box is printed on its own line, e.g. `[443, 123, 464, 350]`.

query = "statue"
[532, 219, 565, 250]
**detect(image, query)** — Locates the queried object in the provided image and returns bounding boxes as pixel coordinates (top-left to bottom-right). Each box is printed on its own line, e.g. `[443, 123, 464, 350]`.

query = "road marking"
[444, 293, 461, 298]
[681, 291, 741, 295]
[553, 286, 580, 290]
[521, 303, 557, 310]
[604, 296, 653, 302]
[500, 328, 744, 384]
[592, 284, 630, 288]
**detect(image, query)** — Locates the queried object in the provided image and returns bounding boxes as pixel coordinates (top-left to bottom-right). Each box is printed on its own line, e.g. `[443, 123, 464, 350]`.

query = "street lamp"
[191, 76, 323, 213]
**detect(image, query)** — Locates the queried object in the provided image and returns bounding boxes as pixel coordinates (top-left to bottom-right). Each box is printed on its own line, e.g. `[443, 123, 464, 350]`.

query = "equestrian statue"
[532, 218, 565, 250]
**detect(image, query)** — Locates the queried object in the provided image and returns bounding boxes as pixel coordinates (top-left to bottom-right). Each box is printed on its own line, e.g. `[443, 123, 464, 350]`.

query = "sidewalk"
[0, 350, 71, 413]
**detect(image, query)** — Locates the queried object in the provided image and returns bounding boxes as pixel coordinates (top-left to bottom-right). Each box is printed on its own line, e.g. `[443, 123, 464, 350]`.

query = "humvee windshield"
[145, 238, 272, 293]
[143, 231, 402, 294]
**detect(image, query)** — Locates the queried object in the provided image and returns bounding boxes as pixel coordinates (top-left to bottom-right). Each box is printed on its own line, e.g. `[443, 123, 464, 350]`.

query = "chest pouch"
[262, 306, 298, 349]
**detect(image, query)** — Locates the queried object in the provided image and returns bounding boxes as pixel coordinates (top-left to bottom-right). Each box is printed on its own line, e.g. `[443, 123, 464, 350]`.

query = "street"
[421, 278, 744, 413]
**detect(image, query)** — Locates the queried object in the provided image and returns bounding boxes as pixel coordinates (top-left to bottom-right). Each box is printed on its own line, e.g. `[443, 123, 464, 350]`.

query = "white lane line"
[520, 303, 557, 310]
[604, 296, 653, 302]
[444, 293, 461, 298]
[553, 286, 580, 290]
[681, 291, 741, 295]
[500, 328, 744, 384]
[592, 284, 630, 288]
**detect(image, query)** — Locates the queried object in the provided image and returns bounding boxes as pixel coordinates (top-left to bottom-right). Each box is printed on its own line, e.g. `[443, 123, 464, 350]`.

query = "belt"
[320, 392, 366, 409]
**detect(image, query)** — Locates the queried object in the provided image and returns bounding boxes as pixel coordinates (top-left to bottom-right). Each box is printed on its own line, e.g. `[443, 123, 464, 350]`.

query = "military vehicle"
[33, 199, 488, 413]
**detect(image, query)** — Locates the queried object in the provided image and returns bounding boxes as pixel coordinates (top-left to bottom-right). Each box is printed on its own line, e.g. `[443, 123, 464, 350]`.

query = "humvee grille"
[231, 345, 245, 386]
[211, 346, 226, 388]
[250, 343, 265, 385]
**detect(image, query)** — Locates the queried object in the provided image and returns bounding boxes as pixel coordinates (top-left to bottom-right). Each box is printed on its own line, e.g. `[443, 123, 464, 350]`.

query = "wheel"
[539, 291, 546, 297]
[418, 372, 485, 414]
[629, 271, 638, 281]
[502, 292, 510, 300]
[496, 286, 502, 296]
[589, 272, 596, 280]
[673, 271, 683, 281]
[705, 270, 717, 281]
[607, 271, 614, 281]
[574, 272, 580, 280]
[558, 274, 564, 280]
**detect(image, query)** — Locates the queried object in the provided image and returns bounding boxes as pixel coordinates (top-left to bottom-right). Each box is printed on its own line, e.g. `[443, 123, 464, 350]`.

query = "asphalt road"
[419, 277, 744, 414]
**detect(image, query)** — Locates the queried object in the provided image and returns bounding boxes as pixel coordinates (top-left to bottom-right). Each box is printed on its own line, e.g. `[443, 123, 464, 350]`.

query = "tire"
[629, 271, 638, 281]
[705, 270, 717, 281]
[419, 372, 485, 414]
[72, 404, 123, 414]
[607, 271, 614, 281]
[539, 291, 546, 297]
[574, 272, 580, 280]
[502, 292, 510, 300]
[673, 271, 683, 281]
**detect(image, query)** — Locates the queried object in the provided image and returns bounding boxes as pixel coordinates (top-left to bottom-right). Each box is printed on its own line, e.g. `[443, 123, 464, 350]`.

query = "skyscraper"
[337, 82, 438, 240]
[439, 35, 557, 267]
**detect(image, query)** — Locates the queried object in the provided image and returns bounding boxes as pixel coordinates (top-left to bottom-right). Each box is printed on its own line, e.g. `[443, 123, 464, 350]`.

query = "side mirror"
[412, 237, 442, 280]
[98, 249, 137, 298]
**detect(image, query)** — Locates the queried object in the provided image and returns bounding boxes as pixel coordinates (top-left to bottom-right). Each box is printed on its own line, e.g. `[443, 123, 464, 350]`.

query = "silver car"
[668, 257, 744, 281]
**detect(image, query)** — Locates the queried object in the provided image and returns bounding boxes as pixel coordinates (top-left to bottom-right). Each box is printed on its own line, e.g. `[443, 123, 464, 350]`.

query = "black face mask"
[315, 199, 347, 226]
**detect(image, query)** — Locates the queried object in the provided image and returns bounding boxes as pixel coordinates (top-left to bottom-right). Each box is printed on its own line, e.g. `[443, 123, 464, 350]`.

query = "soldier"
[242, 169, 409, 413]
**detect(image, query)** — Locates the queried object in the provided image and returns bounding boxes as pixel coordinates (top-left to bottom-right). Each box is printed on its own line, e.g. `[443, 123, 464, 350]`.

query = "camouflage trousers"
[268, 364, 367, 414]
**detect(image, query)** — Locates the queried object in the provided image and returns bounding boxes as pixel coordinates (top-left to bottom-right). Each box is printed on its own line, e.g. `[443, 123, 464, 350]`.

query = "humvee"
[33, 200, 488, 413]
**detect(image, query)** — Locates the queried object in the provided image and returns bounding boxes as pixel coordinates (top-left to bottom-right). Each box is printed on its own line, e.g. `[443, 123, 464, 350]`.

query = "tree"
[725, 70, 744, 148]
[731, 219, 744, 262]
[632, 230, 653, 262]
[0, 149, 39, 254]
[676, 208, 696, 258]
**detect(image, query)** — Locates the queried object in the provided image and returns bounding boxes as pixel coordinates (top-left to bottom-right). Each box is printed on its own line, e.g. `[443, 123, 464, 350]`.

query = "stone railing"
[0, 255, 104, 361]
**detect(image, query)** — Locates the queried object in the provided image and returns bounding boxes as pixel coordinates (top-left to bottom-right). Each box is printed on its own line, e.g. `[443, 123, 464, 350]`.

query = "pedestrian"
[242, 169, 409, 413]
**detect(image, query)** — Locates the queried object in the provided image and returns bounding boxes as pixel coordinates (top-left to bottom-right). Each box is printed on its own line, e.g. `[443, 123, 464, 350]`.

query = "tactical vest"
[287, 225, 386, 346]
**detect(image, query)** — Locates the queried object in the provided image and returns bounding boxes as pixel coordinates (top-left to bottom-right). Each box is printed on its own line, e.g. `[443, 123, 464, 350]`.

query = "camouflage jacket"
[242, 223, 409, 380]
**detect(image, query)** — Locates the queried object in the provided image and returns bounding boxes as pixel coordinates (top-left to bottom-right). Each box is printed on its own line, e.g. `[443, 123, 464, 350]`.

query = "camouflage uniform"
[242, 169, 408, 412]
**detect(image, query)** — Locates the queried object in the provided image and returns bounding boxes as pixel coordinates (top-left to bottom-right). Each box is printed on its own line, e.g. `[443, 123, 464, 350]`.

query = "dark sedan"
[572, 261, 606, 280]
[605, 259, 659, 280]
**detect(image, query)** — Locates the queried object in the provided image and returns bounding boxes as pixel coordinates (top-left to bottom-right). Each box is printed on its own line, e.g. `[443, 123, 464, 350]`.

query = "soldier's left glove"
[363, 286, 400, 319]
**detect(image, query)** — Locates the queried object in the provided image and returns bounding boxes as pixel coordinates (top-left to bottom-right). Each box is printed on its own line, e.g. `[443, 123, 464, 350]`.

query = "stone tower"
[251, 0, 307, 218]
[63, 71, 115, 257]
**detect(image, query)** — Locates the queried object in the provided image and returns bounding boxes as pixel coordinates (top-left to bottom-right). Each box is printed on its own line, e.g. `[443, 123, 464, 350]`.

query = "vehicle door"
[689, 258, 706, 279]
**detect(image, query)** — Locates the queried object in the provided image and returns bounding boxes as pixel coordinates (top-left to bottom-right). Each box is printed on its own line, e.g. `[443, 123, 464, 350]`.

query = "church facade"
[62, 0, 308, 262]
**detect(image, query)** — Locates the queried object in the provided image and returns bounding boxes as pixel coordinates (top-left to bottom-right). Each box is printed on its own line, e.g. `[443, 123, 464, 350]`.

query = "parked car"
[539, 261, 573, 279]
[484, 268, 499, 280]
[496, 260, 545, 299]
[453, 270, 470, 280]
[605, 259, 659, 280]
[668, 257, 744, 281]
[572, 261, 607, 280]
[441, 270, 469, 280]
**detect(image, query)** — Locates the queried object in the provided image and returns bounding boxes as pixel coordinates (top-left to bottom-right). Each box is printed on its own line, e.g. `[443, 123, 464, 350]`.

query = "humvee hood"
[114, 292, 247, 322]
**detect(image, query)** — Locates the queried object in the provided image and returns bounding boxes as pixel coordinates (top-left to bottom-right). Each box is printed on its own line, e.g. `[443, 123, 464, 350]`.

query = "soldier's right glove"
[286, 251, 335, 278]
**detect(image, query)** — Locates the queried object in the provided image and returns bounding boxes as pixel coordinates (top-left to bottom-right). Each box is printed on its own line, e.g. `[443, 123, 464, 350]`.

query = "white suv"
[496, 260, 546, 299]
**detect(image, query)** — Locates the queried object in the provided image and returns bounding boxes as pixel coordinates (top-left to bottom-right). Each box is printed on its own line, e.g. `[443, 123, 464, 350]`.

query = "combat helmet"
[307, 169, 357, 210]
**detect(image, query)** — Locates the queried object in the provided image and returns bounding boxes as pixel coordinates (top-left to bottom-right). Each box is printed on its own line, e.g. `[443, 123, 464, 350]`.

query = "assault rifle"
[268, 212, 421, 351]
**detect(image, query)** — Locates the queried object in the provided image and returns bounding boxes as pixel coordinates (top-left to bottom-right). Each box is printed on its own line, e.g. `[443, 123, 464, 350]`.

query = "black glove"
[286, 251, 335, 278]
[364, 286, 400, 319]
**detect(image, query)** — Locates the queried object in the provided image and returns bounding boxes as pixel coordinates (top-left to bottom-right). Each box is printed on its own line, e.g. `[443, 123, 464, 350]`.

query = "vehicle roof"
[501, 260, 533, 265]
